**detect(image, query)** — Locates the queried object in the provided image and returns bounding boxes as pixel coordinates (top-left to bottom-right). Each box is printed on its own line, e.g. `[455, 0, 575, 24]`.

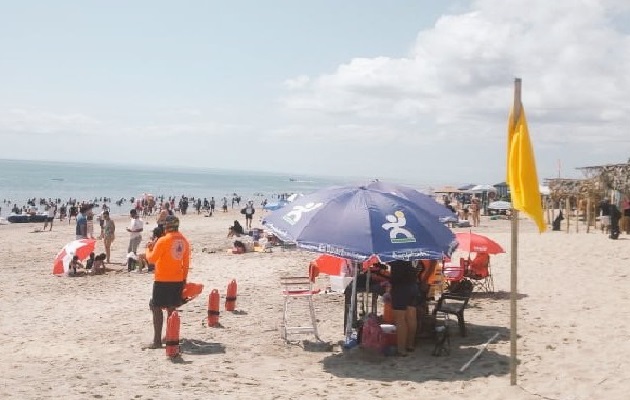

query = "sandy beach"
[1, 208, 629, 400]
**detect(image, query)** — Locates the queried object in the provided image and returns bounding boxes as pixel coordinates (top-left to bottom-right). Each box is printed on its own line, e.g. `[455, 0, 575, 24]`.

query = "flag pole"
[510, 78, 522, 385]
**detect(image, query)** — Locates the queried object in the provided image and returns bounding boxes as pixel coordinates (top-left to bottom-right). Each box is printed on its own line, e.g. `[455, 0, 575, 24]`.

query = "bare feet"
[142, 342, 162, 350]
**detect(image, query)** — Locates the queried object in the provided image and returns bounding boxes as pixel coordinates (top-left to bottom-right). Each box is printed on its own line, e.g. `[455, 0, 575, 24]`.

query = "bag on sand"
[360, 314, 383, 352]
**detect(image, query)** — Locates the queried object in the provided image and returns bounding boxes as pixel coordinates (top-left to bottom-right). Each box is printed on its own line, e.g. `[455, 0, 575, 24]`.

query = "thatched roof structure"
[544, 178, 593, 200]
[576, 162, 630, 194]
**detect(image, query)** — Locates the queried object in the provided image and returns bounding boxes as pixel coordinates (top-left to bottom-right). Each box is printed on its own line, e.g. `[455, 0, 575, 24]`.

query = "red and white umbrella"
[454, 232, 504, 254]
[52, 239, 97, 275]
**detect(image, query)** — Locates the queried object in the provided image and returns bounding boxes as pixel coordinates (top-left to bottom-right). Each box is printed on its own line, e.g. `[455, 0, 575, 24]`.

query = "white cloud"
[279, 0, 630, 180]
[0, 109, 103, 137]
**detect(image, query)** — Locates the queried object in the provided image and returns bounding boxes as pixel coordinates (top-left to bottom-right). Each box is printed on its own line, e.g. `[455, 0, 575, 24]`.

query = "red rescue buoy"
[165, 311, 180, 358]
[225, 279, 238, 311]
[207, 289, 220, 327]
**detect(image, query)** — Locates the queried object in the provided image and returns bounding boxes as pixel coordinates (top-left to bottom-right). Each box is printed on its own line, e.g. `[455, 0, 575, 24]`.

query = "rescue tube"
[225, 279, 237, 311]
[207, 289, 220, 327]
[181, 282, 204, 304]
[165, 311, 180, 358]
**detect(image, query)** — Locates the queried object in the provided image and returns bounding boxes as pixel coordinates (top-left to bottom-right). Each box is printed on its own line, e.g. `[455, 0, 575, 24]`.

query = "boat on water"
[7, 213, 49, 223]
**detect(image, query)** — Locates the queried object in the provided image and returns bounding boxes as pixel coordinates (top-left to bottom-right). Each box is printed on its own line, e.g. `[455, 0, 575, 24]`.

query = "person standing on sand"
[470, 198, 481, 227]
[102, 211, 115, 263]
[145, 215, 190, 349]
[244, 201, 255, 230]
[156, 202, 172, 229]
[126, 209, 144, 254]
[388, 259, 419, 357]
[43, 203, 56, 231]
[76, 206, 88, 239]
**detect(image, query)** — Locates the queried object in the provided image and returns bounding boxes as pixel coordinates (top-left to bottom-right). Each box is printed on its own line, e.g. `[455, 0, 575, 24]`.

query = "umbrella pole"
[345, 261, 359, 344]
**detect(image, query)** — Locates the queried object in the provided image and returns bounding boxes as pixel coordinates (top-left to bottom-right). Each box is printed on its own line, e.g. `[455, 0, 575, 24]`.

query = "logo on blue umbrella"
[282, 202, 323, 225]
[382, 211, 416, 244]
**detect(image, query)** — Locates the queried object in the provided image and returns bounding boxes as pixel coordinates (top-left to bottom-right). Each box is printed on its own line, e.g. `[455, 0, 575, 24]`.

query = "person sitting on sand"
[227, 220, 245, 237]
[68, 255, 86, 277]
[91, 253, 107, 275]
[85, 252, 95, 271]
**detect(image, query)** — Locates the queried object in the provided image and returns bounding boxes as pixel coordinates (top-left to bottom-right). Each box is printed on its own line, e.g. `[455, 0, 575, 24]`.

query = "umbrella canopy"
[458, 183, 477, 191]
[263, 200, 289, 211]
[365, 181, 456, 220]
[488, 200, 512, 210]
[53, 238, 97, 275]
[262, 185, 457, 262]
[468, 184, 498, 193]
[455, 232, 505, 254]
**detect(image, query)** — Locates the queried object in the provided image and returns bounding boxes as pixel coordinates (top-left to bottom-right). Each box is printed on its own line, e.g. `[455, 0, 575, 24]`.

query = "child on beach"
[92, 253, 107, 275]
[68, 255, 85, 277]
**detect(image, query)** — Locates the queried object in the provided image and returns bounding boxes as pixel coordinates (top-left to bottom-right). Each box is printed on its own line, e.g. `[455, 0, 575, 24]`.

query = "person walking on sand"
[43, 202, 56, 231]
[243, 201, 255, 230]
[144, 215, 190, 349]
[126, 209, 144, 255]
[102, 211, 115, 263]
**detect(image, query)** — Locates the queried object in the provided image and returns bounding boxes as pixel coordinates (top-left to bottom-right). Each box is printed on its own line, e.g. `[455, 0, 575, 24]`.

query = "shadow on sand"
[321, 322, 512, 383]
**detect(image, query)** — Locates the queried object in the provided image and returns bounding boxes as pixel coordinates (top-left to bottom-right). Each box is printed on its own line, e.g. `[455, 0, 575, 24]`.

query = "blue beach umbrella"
[263, 200, 289, 211]
[262, 185, 457, 262]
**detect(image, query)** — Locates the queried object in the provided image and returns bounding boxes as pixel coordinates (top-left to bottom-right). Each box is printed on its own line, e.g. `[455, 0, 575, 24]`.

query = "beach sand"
[1, 209, 629, 399]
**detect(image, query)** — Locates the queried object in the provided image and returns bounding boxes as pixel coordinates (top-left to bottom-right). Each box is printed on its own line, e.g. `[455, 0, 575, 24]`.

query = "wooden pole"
[509, 78, 521, 386]
[575, 197, 579, 233]
[565, 197, 570, 233]
[586, 197, 591, 233]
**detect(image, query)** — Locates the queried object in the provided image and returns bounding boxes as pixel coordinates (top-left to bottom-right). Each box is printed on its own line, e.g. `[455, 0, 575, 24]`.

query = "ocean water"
[0, 159, 354, 216]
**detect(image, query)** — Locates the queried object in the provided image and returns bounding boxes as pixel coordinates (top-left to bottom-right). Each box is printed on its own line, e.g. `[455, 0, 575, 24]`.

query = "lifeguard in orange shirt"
[144, 215, 190, 349]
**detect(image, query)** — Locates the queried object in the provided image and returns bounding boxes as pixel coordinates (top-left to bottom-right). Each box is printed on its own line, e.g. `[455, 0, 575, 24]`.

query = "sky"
[1, 0, 630, 186]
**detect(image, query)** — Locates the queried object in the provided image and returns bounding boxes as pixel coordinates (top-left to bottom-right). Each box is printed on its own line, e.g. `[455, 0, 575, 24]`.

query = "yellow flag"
[507, 106, 546, 232]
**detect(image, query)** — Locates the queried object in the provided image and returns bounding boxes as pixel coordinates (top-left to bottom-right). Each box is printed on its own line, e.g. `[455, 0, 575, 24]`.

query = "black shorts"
[150, 281, 184, 308]
[46, 217, 54, 222]
[391, 283, 419, 310]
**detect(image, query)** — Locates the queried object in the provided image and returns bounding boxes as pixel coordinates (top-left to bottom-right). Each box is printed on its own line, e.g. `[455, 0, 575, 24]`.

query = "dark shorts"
[46, 217, 54, 222]
[391, 283, 419, 311]
[150, 281, 185, 308]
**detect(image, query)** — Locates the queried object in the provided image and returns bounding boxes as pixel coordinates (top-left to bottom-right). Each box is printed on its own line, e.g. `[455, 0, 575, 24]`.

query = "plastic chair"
[442, 262, 465, 290]
[432, 293, 470, 336]
[280, 271, 321, 341]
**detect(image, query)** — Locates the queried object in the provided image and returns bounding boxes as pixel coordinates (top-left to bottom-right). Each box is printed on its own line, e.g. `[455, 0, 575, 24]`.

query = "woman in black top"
[388, 259, 419, 356]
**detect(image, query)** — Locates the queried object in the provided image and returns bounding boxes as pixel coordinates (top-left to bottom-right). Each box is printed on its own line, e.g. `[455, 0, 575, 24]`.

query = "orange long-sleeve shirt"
[146, 231, 190, 282]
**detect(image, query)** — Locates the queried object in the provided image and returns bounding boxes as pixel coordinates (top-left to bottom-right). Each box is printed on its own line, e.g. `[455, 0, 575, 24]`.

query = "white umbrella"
[468, 184, 498, 193]
[488, 201, 512, 210]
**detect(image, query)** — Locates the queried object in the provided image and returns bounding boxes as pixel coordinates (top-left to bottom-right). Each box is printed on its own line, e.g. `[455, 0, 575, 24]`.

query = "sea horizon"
[0, 158, 439, 216]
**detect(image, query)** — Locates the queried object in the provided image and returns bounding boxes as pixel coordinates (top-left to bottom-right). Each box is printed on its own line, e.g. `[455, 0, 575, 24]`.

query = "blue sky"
[1, 0, 630, 186]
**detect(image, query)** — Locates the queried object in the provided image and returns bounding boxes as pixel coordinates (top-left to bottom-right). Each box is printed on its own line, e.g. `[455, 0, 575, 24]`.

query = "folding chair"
[280, 271, 321, 341]
[465, 253, 494, 293]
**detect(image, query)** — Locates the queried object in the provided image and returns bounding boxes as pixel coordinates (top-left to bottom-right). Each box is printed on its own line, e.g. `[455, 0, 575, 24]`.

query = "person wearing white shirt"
[43, 203, 56, 231]
[126, 209, 144, 254]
